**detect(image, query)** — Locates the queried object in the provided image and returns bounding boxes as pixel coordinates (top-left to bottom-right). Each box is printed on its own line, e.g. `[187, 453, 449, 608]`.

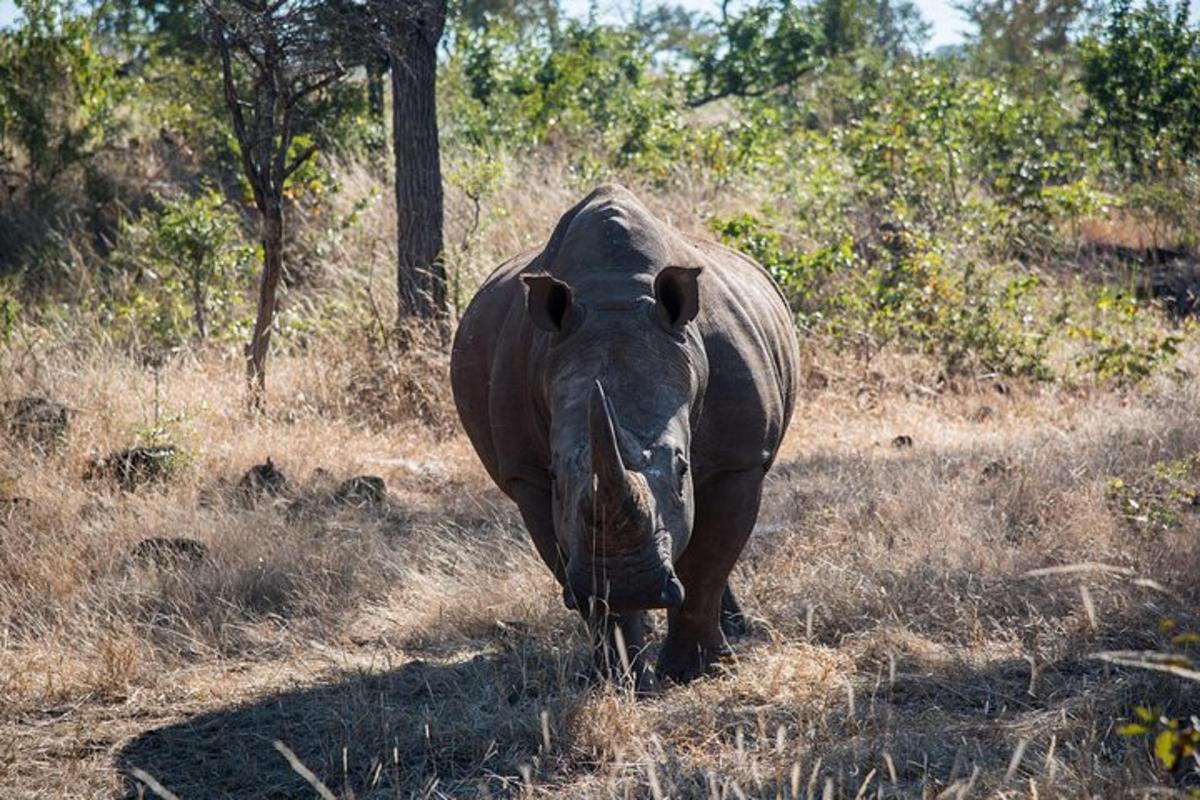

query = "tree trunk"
[245, 205, 283, 408]
[390, 1, 447, 328]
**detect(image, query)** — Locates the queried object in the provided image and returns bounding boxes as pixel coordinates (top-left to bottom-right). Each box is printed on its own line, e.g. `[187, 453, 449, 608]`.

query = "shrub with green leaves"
[1081, 0, 1200, 178]
[107, 189, 254, 349]
[712, 212, 1050, 376]
[1069, 287, 1184, 386]
[0, 0, 121, 198]
[444, 19, 690, 179]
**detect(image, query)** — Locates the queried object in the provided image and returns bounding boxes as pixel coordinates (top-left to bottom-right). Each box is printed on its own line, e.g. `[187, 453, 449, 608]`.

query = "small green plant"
[1118, 704, 1200, 773]
[1110, 619, 1200, 782]
[1071, 288, 1183, 386]
[0, 283, 20, 343]
[108, 188, 254, 349]
[1105, 454, 1200, 530]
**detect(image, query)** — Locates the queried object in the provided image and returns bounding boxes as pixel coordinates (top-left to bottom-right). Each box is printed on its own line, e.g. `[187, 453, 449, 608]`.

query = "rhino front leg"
[508, 479, 567, 584]
[587, 606, 649, 688]
[658, 467, 765, 683]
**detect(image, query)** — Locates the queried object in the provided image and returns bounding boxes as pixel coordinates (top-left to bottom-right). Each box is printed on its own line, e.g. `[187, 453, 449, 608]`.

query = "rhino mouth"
[563, 549, 685, 612]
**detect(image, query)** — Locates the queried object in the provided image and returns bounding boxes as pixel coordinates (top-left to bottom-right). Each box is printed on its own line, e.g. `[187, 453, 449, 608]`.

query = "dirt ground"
[2, 348, 1199, 798]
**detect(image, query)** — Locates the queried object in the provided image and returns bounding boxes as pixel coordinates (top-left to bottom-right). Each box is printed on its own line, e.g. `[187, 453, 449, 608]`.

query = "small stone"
[334, 475, 387, 507]
[85, 446, 181, 491]
[238, 458, 289, 500]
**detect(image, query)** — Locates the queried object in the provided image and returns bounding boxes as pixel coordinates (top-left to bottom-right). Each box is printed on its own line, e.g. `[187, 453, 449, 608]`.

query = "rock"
[334, 475, 387, 507]
[982, 459, 1012, 479]
[969, 405, 996, 423]
[85, 445, 181, 491]
[131, 536, 208, 567]
[891, 435, 913, 449]
[4, 397, 69, 447]
[237, 458, 288, 501]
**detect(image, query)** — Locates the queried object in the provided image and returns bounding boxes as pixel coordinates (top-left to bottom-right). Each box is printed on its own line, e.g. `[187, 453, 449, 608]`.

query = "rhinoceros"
[451, 185, 798, 683]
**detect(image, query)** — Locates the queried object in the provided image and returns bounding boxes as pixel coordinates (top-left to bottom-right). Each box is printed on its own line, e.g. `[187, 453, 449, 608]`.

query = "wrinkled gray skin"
[451, 185, 798, 683]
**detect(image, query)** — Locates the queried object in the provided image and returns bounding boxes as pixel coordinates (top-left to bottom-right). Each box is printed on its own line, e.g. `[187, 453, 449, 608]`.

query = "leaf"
[1156, 730, 1179, 770]
[1172, 633, 1200, 645]
[1135, 706, 1158, 722]
[1118, 723, 1151, 736]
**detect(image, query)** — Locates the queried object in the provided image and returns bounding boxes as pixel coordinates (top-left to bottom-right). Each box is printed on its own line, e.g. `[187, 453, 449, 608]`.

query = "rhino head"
[522, 265, 706, 613]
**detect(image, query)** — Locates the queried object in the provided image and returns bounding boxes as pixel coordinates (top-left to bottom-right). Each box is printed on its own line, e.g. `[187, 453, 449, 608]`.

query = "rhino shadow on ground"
[115, 647, 579, 800]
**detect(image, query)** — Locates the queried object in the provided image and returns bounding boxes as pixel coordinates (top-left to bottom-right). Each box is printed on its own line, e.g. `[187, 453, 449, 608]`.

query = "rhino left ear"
[654, 266, 703, 331]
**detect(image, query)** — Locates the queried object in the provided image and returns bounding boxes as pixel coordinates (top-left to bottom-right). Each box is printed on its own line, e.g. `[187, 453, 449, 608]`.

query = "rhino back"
[686, 235, 799, 478]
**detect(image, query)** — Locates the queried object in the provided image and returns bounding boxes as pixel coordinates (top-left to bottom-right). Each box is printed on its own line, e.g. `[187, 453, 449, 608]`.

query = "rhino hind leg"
[720, 584, 748, 638]
[657, 467, 765, 683]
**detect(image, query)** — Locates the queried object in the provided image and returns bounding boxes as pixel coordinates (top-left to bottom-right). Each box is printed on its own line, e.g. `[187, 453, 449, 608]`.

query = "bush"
[0, 0, 121, 201]
[712, 212, 1051, 377]
[106, 189, 254, 351]
[1081, 0, 1200, 179]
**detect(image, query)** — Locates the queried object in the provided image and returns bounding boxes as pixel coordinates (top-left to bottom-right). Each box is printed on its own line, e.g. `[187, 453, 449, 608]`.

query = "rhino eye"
[677, 457, 689, 477]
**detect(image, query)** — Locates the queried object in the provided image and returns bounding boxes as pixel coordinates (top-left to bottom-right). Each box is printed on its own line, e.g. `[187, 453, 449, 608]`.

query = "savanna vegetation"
[2, 0, 1200, 796]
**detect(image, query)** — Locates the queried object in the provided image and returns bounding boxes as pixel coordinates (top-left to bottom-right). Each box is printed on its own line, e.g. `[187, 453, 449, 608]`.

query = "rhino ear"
[654, 266, 703, 331]
[522, 273, 574, 333]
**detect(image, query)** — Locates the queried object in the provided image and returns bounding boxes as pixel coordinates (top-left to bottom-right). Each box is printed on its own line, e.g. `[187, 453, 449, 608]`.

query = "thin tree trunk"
[390, 2, 446, 328]
[245, 206, 283, 408]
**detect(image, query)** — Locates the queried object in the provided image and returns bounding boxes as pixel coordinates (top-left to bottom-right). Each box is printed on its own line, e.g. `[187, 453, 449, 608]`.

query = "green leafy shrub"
[1106, 454, 1200, 530]
[712, 212, 1050, 376]
[0, 0, 121, 199]
[1070, 288, 1184, 386]
[107, 189, 254, 349]
[685, 0, 817, 107]
[1081, 0, 1200, 178]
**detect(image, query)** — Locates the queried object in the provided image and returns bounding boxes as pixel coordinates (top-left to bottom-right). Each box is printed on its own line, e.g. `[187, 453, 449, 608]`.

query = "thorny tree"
[205, 0, 344, 408]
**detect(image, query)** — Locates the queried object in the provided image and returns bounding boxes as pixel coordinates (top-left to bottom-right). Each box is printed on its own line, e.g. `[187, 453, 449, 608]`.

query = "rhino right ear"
[522, 273, 574, 333]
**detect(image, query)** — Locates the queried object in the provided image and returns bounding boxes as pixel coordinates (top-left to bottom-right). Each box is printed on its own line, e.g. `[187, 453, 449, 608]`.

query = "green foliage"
[1070, 287, 1183, 385]
[0, 0, 121, 197]
[712, 213, 1050, 377]
[1105, 454, 1200, 529]
[0, 282, 20, 343]
[1081, 0, 1200, 177]
[686, 0, 818, 106]
[107, 189, 254, 349]
[446, 19, 687, 176]
[1118, 703, 1200, 774]
[955, 0, 1089, 69]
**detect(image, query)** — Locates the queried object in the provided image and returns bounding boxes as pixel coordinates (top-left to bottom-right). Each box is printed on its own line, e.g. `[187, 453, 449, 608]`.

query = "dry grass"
[1, 333, 1199, 799]
[1, 160, 1198, 798]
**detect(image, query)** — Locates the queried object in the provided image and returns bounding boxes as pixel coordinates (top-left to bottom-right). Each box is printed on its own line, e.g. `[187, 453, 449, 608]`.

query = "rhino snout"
[563, 553, 684, 612]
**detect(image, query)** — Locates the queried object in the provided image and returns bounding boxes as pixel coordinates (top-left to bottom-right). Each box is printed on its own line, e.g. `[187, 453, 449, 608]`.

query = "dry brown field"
[3, 335, 1199, 799]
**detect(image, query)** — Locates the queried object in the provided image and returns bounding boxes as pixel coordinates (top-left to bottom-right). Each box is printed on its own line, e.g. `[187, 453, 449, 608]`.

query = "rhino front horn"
[589, 380, 629, 504]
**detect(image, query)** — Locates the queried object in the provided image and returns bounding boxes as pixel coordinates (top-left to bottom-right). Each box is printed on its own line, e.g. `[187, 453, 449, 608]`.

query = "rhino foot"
[656, 635, 734, 684]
